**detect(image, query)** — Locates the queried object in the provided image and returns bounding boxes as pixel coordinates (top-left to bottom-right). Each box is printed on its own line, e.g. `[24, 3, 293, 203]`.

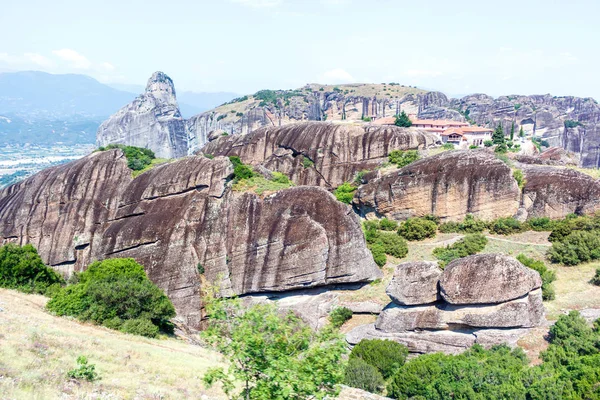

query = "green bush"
[592, 268, 600, 286]
[527, 217, 555, 231]
[469, 144, 478, 149]
[513, 169, 526, 189]
[439, 214, 488, 234]
[379, 218, 398, 231]
[350, 339, 408, 379]
[397, 218, 437, 241]
[120, 318, 160, 337]
[394, 111, 412, 127]
[301, 156, 314, 168]
[103, 144, 155, 171]
[0, 244, 64, 295]
[368, 243, 387, 267]
[377, 232, 408, 258]
[47, 258, 175, 337]
[442, 143, 455, 150]
[228, 156, 255, 181]
[363, 220, 380, 232]
[489, 217, 526, 235]
[334, 182, 357, 204]
[330, 307, 353, 328]
[270, 172, 291, 184]
[388, 150, 419, 168]
[344, 357, 385, 394]
[67, 356, 99, 382]
[547, 215, 600, 242]
[484, 140, 493, 147]
[516, 254, 556, 300]
[422, 214, 441, 225]
[432, 234, 488, 267]
[547, 230, 600, 265]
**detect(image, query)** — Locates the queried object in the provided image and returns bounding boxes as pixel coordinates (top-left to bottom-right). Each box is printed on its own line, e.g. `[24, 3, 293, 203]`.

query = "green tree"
[334, 182, 357, 204]
[519, 126, 525, 138]
[388, 150, 419, 168]
[202, 291, 346, 400]
[394, 111, 413, 127]
[397, 218, 437, 241]
[492, 124, 505, 145]
[510, 121, 515, 140]
[0, 243, 64, 294]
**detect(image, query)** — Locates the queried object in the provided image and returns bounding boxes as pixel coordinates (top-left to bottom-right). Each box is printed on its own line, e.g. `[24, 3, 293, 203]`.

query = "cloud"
[24, 53, 54, 68]
[319, 68, 355, 83]
[230, 0, 282, 7]
[52, 48, 92, 69]
[100, 62, 115, 71]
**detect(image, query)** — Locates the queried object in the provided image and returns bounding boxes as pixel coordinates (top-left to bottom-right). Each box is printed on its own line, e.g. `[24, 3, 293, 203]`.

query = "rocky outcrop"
[96, 72, 188, 159]
[440, 254, 542, 305]
[0, 150, 381, 328]
[386, 262, 441, 305]
[201, 122, 438, 188]
[354, 150, 520, 221]
[522, 166, 600, 219]
[347, 255, 544, 354]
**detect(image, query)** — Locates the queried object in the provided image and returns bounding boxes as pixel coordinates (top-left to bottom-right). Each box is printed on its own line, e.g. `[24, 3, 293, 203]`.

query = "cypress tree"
[510, 122, 515, 140]
[519, 126, 525, 138]
[492, 124, 505, 145]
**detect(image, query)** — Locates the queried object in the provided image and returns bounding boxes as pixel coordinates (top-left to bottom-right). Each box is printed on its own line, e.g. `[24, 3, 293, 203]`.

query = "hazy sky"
[1, 0, 598, 99]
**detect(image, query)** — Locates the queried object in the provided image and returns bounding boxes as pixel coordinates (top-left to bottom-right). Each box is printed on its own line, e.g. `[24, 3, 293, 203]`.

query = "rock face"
[96, 72, 188, 159]
[386, 262, 441, 305]
[440, 254, 542, 305]
[347, 255, 544, 354]
[522, 166, 600, 219]
[0, 150, 381, 328]
[201, 122, 438, 188]
[355, 150, 520, 221]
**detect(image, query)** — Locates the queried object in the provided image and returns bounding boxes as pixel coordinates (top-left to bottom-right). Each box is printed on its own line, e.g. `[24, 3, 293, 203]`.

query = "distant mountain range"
[0, 71, 238, 145]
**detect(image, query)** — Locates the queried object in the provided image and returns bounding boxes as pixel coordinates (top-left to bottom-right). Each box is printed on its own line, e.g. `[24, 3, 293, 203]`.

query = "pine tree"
[395, 111, 413, 128]
[519, 126, 525, 138]
[492, 124, 505, 145]
[510, 122, 515, 141]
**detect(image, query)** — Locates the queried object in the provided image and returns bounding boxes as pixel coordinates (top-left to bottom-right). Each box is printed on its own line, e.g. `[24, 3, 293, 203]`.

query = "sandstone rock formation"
[440, 254, 542, 305]
[96, 72, 188, 159]
[386, 261, 441, 305]
[347, 255, 544, 354]
[354, 150, 521, 221]
[201, 122, 438, 188]
[0, 150, 381, 328]
[522, 166, 600, 219]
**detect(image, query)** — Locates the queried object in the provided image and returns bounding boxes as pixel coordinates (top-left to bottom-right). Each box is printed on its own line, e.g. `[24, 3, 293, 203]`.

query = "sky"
[1, 0, 599, 99]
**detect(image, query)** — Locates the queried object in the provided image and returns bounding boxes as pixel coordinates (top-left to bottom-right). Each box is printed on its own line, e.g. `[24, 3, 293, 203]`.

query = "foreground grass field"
[0, 289, 226, 400]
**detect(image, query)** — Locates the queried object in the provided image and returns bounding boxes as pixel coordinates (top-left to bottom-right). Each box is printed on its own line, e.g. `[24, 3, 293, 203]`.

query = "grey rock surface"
[386, 261, 441, 305]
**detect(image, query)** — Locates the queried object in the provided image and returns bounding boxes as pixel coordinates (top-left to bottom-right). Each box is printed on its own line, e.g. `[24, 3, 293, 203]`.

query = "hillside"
[0, 288, 226, 399]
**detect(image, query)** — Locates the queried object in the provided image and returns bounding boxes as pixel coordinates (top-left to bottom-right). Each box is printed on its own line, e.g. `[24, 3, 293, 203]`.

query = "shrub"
[484, 140, 493, 147]
[527, 217, 555, 231]
[469, 145, 478, 149]
[495, 142, 508, 153]
[350, 339, 408, 379]
[591, 268, 600, 286]
[120, 318, 160, 337]
[301, 156, 314, 168]
[442, 143, 455, 150]
[489, 217, 526, 235]
[547, 230, 600, 265]
[397, 218, 437, 241]
[363, 220, 380, 232]
[433, 234, 488, 267]
[344, 357, 385, 394]
[388, 150, 419, 168]
[47, 258, 175, 337]
[330, 307, 353, 328]
[197, 263, 205, 274]
[516, 254, 556, 300]
[0, 244, 64, 295]
[270, 172, 291, 184]
[334, 182, 357, 204]
[422, 214, 441, 225]
[547, 215, 600, 242]
[362, 116, 372, 122]
[67, 356, 99, 382]
[379, 218, 398, 231]
[368, 243, 387, 267]
[458, 214, 487, 233]
[103, 144, 155, 171]
[513, 169, 526, 189]
[377, 232, 408, 258]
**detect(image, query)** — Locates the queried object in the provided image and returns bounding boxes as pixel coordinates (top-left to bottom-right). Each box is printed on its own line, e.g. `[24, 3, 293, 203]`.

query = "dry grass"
[544, 261, 600, 320]
[0, 289, 226, 400]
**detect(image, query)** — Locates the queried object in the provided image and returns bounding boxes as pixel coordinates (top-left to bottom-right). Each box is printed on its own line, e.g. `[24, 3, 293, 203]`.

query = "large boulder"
[96, 71, 188, 159]
[522, 166, 600, 219]
[354, 150, 521, 222]
[440, 254, 542, 305]
[375, 289, 544, 331]
[200, 122, 438, 188]
[386, 261, 441, 305]
[0, 150, 381, 328]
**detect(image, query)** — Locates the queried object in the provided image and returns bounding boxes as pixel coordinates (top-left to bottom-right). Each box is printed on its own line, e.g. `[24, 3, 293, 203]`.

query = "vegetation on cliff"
[47, 258, 175, 338]
[432, 234, 488, 267]
[98, 144, 156, 171]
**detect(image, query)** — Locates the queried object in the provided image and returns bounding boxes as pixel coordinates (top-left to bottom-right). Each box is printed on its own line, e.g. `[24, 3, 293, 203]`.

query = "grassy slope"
[0, 289, 226, 400]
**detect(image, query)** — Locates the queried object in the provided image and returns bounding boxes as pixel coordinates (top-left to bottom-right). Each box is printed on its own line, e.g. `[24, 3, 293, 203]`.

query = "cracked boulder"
[440, 254, 542, 305]
[200, 121, 438, 188]
[386, 261, 441, 305]
[354, 150, 520, 221]
[0, 149, 381, 328]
